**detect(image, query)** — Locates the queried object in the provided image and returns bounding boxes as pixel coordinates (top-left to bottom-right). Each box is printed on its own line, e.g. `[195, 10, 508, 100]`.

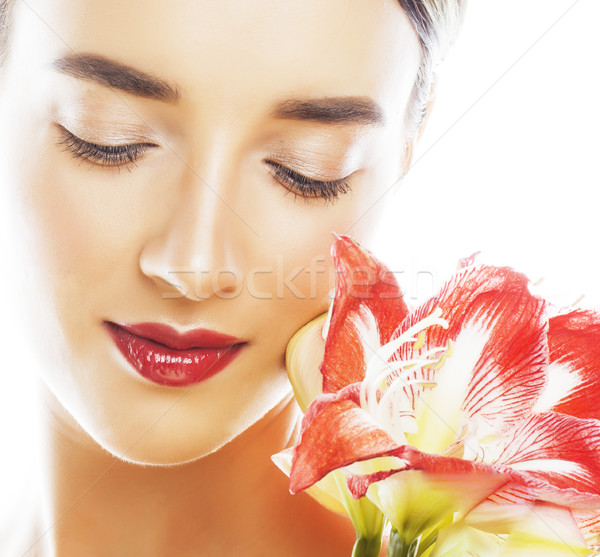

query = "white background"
[374, 0, 600, 309]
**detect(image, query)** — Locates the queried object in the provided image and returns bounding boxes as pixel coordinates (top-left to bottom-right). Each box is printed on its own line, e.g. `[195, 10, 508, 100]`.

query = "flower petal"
[290, 384, 399, 494]
[574, 509, 600, 550]
[291, 381, 520, 498]
[285, 313, 328, 411]
[535, 310, 600, 419]
[432, 503, 592, 557]
[497, 503, 591, 556]
[494, 412, 600, 507]
[291, 387, 600, 512]
[393, 265, 548, 438]
[320, 234, 409, 393]
[295, 393, 520, 498]
[271, 448, 348, 516]
[430, 523, 504, 557]
[365, 470, 509, 539]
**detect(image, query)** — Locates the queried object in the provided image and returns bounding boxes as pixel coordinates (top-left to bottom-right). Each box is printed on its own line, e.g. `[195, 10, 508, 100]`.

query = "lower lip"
[105, 322, 246, 387]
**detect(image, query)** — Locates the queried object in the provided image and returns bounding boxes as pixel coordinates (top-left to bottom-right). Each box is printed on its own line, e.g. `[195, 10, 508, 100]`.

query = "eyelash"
[265, 161, 351, 202]
[56, 126, 156, 171]
[56, 126, 352, 201]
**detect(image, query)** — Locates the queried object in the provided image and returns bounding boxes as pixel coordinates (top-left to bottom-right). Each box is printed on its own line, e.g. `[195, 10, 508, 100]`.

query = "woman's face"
[0, 0, 420, 464]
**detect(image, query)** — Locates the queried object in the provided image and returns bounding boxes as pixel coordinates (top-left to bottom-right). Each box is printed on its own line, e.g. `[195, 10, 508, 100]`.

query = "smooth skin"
[0, 0, 422, 554]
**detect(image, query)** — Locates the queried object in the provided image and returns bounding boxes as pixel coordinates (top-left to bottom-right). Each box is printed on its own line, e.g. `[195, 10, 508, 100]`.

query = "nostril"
[210, 267, 244, 299]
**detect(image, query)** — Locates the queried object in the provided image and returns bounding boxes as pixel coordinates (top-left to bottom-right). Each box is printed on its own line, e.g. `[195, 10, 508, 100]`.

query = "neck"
[30, 381, 355, 557]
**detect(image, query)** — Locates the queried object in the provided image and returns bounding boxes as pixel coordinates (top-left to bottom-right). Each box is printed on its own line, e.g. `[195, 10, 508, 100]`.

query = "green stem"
[352, 535, 383, 557]
[387, 529, 421, 557]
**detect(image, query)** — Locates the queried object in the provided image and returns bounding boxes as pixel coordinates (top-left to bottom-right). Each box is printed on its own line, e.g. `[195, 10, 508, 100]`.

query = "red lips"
[105, 321, 247, 387]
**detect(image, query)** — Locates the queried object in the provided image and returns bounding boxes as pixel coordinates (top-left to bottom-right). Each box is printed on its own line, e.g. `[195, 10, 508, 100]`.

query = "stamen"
[433, 339, 454, 370]
[358, 307, 453, 439]
[413, 331, 426, 351]
[364, 307, 448, 382]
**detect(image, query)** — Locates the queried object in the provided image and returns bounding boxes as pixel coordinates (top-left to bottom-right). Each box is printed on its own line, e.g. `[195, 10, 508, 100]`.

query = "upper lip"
[106, 321, 248, 350]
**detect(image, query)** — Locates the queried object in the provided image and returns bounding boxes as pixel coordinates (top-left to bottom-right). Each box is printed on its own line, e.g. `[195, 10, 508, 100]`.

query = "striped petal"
[349, 428, 600, 510]
[291, 381, 519, 497]
[320, 233, 409, 393]
[574, 510, 600, 549]
[493, 412, 600, 508]
[534, 310, 600, 418]
[291, 394, 600, 536]
[391, 266, 548, 444]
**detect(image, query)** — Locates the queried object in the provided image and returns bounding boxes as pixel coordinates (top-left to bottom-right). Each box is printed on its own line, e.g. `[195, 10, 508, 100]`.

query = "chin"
[49, 387, 242, 467]
[78, 390, 283, 467]
[91, 419, 237, 467]
[102, 439, 226, 467]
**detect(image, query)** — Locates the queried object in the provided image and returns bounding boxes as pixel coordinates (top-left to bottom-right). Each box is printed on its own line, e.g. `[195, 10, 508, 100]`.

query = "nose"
[139, 164, 244, 302]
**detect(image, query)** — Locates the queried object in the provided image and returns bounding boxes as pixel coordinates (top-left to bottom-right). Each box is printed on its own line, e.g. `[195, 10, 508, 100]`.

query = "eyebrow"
[272, 97, 385, 126]
[50, 54, 383, 126]
[50, 54, 181, 103]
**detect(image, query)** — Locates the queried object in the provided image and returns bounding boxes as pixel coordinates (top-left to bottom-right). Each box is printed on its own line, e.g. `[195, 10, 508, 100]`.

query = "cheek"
[10, 130, 180, 322]
[14, 155, 132, 332]
[240, 142, 403, 302]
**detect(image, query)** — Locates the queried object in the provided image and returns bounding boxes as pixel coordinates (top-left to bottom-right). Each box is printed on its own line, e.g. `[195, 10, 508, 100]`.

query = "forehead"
[9, 0, 420, 120]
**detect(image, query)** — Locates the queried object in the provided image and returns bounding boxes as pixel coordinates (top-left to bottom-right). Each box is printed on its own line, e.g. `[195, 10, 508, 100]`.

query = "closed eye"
[56, 125, 158, 171]
[264, 160, 352, 202]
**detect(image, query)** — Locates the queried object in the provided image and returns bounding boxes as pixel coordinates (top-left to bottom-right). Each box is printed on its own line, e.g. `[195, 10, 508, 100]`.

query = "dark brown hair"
[397, 0, 467, 139]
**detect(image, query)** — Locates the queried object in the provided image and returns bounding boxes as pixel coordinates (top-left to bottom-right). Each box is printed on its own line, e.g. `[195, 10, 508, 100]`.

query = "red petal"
[348, 445, 519, 498]
[343, 434, 600, 509]
[574, 509, 600, 545]
[346, 470, 401, 499]
[494, 412, 600, 507]
[392, 265, 549, 428]
[292, 398, 600, 511]
[320, 234, 409, 393]
[290, 384, 399, 493]
[291, 381, 520, 497]
[544, 310, 600, 419]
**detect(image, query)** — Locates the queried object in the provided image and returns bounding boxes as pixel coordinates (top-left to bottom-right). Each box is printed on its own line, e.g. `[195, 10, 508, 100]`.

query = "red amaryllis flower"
[286, 234, 600, 556]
